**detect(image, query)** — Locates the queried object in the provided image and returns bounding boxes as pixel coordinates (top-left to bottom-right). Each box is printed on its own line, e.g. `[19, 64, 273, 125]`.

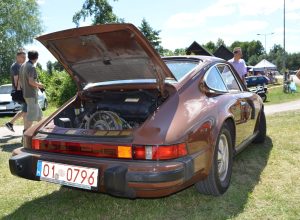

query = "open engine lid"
[36, 24, 176, 92]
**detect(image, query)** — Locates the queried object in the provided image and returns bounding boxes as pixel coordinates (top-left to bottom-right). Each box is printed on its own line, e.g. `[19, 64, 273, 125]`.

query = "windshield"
[165, 61, 198, 81]
[0, 85, 12, 94]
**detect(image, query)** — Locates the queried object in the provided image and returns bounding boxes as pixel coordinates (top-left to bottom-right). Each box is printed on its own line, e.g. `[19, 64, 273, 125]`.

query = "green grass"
[1, 111, 299, 220]
[0, 105, 57, 127]
[265, 84, 300, 104]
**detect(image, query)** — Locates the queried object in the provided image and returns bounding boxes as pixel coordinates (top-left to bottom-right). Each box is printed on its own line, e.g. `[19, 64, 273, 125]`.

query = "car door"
[217, 64, 257, 146]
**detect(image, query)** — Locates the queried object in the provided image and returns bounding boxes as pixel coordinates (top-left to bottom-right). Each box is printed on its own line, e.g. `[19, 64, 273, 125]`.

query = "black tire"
[253, 110, 266, 143]
[195, 125, 233, 196]
[42, 99, 48, 111]
[261, 94, 267, 102]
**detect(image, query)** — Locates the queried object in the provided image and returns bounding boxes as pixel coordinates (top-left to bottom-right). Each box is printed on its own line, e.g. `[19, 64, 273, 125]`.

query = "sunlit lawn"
[0, 110, 299, 220]
[0, 105, 57, 128]
[265, 84, 300, 105]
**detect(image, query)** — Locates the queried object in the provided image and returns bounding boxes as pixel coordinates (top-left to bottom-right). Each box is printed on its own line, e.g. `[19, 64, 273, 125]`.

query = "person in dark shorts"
[5, 50, 27, 132]
[19, 50, 44, 131]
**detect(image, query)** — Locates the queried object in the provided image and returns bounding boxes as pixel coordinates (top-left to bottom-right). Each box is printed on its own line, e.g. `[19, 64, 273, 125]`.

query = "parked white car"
[0, 84, 48, 114]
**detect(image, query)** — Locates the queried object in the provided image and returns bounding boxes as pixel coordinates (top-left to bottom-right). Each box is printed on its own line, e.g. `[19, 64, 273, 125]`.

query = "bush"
[0, 73, 11, 85]
[38, 69, 77, 107]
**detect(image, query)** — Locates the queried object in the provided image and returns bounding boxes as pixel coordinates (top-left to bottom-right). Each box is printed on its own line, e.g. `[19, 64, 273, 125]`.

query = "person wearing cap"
[5, 50, 27, 132]
[228, 47, 247, 83]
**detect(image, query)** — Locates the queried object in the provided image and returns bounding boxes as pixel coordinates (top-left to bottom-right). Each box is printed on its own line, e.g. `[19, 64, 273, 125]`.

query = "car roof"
[162, 55, 225, 63]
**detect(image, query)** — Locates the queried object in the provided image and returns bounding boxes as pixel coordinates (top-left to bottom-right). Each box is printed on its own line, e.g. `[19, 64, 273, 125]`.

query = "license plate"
[0, 106, 6, 110]
[36, 160, 98, 190]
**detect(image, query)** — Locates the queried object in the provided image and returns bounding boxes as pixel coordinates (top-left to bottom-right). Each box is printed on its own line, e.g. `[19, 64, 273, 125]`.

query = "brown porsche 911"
[9, 24, 266, 198]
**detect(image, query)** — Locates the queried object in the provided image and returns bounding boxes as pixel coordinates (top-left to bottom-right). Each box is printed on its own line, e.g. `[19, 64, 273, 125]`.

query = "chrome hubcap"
[217, 134, 229, 182]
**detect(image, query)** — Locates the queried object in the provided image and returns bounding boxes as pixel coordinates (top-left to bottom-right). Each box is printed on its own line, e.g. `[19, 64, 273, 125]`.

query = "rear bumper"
[9, 147, 203, 198]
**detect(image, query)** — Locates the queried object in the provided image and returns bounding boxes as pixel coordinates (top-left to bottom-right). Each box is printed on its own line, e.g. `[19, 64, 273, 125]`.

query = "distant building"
[185, 41, 234, 61]
[213, 45, 233, 60]
[186, 41, 213, 56]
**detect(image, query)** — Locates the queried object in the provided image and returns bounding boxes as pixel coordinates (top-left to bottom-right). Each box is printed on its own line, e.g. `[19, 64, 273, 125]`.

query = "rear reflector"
[117, 146, 132, 158]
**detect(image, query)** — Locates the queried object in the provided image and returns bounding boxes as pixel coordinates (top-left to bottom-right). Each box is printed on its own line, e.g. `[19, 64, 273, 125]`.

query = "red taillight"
[32, 139, 40, 149]
[31, 138, 132, 159]
[31, 138, 187, 160]
[133, 146, 146, 159]
[133, 143, 188, 160]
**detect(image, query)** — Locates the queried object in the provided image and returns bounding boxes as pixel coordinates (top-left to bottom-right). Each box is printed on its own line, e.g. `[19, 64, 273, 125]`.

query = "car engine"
[54, 89, 164, 130]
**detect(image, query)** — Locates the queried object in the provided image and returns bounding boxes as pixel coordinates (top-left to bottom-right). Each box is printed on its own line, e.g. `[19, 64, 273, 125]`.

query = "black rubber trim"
[104, 165, 136, 198]
[174, 155, 194, 180]
[127, 168, 184, 183]
[9, 153, 38, 181]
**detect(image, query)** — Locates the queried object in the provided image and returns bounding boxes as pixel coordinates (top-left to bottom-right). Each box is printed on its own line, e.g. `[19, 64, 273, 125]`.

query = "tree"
[73, 0, 123, 26]
[247, 55, 259, 66]
[46, 61, 53, 74]
[0, 0, 42, 83]
[230, 41, 264, 63]
[174, 48, 186, 55]
[267, 44, 285, 71]
[286, 53, 300, 71]
[216, 38, 226, 48]
[36, 62, 43, 71]
[46, 60, 65, 74]
[139, 18, 163, 54]
[53, 61, 64, 72]
[162, 49, 174, 56]
[203, 41, 216, 54]
[247, 41, 264, 57]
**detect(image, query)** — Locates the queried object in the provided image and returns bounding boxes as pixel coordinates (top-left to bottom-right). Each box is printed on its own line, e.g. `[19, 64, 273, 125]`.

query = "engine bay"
[53, 89, 166, 131]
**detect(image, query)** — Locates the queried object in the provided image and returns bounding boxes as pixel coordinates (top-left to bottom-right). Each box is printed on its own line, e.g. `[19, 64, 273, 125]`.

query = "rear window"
[165, 61, 198, 81]
[0, 85, 12, 94]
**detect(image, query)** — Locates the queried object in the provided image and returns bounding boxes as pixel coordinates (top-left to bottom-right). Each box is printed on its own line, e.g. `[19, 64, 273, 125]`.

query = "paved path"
[0, 124, 23, 140]
[1, 98, 300, 139]
[264, 99, 300, 115]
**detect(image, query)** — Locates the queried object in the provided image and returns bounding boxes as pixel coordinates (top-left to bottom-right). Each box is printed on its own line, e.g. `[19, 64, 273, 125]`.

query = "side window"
[205, 67, 227, 92]
[217, 65, 241, 92]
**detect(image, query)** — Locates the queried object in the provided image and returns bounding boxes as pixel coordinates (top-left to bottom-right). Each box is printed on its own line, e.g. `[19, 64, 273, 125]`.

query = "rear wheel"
[253, 110, 266, 143]
[195, 125, 233, 196]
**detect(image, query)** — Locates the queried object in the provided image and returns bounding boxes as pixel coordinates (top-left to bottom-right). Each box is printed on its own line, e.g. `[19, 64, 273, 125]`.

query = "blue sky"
[31, 0, 300, 68]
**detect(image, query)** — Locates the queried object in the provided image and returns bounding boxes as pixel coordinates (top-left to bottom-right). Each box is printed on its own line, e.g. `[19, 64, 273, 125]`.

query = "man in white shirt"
[228, 47, 247, 83]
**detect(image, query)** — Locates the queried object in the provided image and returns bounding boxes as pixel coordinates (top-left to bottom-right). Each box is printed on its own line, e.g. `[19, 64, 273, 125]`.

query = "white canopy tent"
[252, 59, 277, 71]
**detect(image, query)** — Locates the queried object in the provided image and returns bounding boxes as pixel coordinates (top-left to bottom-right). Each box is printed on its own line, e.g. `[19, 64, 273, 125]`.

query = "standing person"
[228, 47, 247, 83]
[5, 50, 27, 132]
[19, 50, 44, 131]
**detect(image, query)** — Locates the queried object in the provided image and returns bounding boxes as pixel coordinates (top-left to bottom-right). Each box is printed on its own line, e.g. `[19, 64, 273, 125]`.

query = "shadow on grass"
[0, 136, 22, 153]
[3, 137, 273, 220]
[0, 142, 22, 153]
